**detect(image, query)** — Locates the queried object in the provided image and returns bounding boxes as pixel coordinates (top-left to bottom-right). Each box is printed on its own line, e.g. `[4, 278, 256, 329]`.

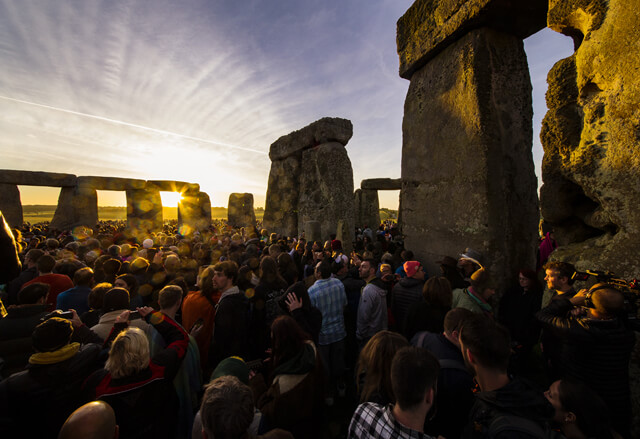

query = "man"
[200, 375, 293, 439]
[58, 401, 119, 439]
[537, 284, 635, 437]
[411, 308, 474, 439]
[459, 314, 554, 438]
[457, 248, 484, 285]
[391, 261, 426, 334]
[452, 268, 496, 316]
[22, 254, 74, 310]
[57, 267, 95, 315]
[348, 346, 440, 439]
[356, 259, 388, 348]
[542, 261, 576, 306]
[6, 248, 44, 305]
[211, 260, 251, 367]
[308, 258, 348, 404]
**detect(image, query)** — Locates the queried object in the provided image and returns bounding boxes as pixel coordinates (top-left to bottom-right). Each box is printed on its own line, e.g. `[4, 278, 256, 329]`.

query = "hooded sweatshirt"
[356, 277, 388, 340]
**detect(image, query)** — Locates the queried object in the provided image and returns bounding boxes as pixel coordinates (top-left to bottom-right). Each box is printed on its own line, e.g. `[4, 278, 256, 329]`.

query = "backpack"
[472, 401, 561, 438]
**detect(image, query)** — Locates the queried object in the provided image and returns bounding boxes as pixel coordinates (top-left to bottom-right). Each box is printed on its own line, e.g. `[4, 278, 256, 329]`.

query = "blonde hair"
[105, 327, 150, 379]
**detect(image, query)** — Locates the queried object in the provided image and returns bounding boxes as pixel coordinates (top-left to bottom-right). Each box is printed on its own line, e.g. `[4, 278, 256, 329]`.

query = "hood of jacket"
[475, 377, 554, 423]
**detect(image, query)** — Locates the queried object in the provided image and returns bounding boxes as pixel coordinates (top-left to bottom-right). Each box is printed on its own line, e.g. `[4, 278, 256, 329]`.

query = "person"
[22, 254, 74, 310]
[391, 261, 426, 335]
[457, 248, 484, 285]
[90, 287, 152, 341]
[282, 281, 323, 345]
[307, 259, 348, 405]
[536, 284, 635, 437]
[58, 401, 119, 439]
[113, 273, 143, 309]
[5, 248, 44, 305]
[545, 379, 621, 439]
[57, 267, 95, 315]
[250, 316, 323, 438]
[356, 259, 388, 348]
[411, 308, 474, 439]
[356, 331, 409, 406]
[80, 282, 112, 328]
[200, 375, 293, 439]
[348, 346, 440, 439]
[404, 277, 452, 341]
[436, 255, 467, 289]
[83, 306, 190, 439]
[537, 230, 557, 271]
[0, 313, 103, 436]
[459, 314, 555, 438]
[252, 256, 289, 356]
[452, 268, 496, 316]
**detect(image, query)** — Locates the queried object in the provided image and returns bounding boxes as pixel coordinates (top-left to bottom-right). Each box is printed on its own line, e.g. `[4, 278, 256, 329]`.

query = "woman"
[114, 273, 143, 309]
[250, 316, 322, 438]
[252, 256, 289, 357]
[84, 307, 189, 438]
[356, 331, 409, 405]
[404, 277, 452, 341]
[545, 379, 621, 439]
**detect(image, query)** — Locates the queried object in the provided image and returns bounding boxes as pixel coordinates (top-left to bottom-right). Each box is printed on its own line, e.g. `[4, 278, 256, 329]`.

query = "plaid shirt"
[308, 277, 347, 345]
[348, 403, 436, 439]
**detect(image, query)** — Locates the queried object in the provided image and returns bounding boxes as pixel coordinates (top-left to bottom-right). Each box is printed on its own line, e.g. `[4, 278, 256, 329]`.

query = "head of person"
[259, 255, 282, 284]
[105, 327, 149, 379]
[113, 273, 138, 295]
[102, 259, 122, 276]
[358, 259, 376, 281]
[459, 314, 511, 376]
[379, 263, 392, 277]
[158, 285, 183, 311]
[270, 315, 310, 367]
[73, 267, 94, 288]
[470, 268, 497, 301]
[391, 346, 440, 412]
[37, 254, 56, 274]
[102, 287, 130, 313]
[457, 248, 483, 277]
[443, 307, 473, 348]
[357, 331, 409, 404]
[129, 257, 150, 275]
[32, 317, 74, 353]
[403, 261, 425, 280]
[200, 376, 255, 439]
[315, 259, 332, 280]
[88, 282, 112, 311]
[58, 401, 118, 439]
[107, 244, 121, 259]
[198, 266, 217, 299]
[18, 282, 49, 305]
[400, 250, 414, 262]
[25, 248, 45, 266]
[543, 261, 576, 290]
[545, 379, 614, 438]
[422, 277, 453, 307]
[587, 284, 626, 318]
[517, 268, 539, 291]
[212, 260, 238, 291]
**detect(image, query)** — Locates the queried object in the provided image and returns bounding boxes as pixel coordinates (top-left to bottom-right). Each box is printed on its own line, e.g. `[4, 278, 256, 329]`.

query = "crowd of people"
[0, 215, 635, 438]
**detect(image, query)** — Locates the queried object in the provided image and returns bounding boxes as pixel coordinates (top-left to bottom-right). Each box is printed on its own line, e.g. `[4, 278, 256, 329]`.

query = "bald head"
[592, 288, 626, 316]
[58, 401, 118, 439]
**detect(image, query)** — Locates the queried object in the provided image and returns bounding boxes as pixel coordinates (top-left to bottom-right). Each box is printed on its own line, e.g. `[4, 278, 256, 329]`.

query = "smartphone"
[191, 318, 204, 332]
[128, 310, 141, 320]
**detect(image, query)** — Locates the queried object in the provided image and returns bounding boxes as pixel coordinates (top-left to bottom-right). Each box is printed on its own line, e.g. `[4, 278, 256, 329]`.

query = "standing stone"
[359, 189, 380, 229]
[399, 28, 538, 287]
[263, 154, 302, 237]
[228, 193, 256, 228]
[0, 184, 22, 228]
[304, 221, 322, 242]
[336, 219, 353, 254]
[179, 191, 211, 235]
[298, 142, 355, 242]
[50, 187, 76, 231]
[354, 190, 363, 226]
[73, 184, 98, 228]
[126, 188, 162, 236]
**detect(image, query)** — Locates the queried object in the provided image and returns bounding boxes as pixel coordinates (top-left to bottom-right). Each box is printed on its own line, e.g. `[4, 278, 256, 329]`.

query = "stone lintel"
[397, 0, 547, 79]
[147, 180, 200, 193]
[361, 178, 402, 190]
[77, 176, 147, 191]
[0, 169, 77, 187]
[269, 117, 353, 161]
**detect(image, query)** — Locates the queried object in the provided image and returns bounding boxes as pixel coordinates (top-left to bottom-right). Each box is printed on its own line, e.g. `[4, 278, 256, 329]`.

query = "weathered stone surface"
[361, 178, 402, 190]
[357, 189, 380, 229]
[50, 187, 76, 231]
[396, 0, 547, 79]
[0, 169, 76, 187]
[298, 142, 355, 241]
[303, 221, 322, 242]
[179, 191, 212, 234]
[541, 3, 640, 431]
[269, 118, 353, 161]
[336, 219, 353, 254]
[399, 28, 538, 289]
[227, 193, 256, 228]
[0, 184, 22, 228]
[0, 210, 21, 284]
[126, 189, 162, 235]
[73, 184, 98, 228]
[263, 153, 302, 237]
[147, 180, 200, 193]
[78, 176, 146, 191]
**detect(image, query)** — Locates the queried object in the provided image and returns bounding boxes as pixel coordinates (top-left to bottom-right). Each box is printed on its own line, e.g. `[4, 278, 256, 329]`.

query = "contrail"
[0, 94, 267, 155]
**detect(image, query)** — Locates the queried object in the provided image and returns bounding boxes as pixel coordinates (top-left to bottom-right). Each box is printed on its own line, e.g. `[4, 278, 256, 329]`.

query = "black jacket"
[0, 304, 49, 377]
[391, 277, 424, 334]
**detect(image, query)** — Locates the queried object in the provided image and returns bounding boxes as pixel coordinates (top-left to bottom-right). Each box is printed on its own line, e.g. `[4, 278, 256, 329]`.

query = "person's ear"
[425, 387, 435, 406]
[565, 412, 576, 423]
[465, 348, 477, 366]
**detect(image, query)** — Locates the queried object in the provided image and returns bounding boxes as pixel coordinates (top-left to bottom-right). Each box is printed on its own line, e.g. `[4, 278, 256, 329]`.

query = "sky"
[0, 0, 573, 209]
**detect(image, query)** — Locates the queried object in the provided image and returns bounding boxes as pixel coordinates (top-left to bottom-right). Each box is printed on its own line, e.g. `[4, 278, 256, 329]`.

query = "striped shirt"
[348, 403, 435, 439]
[308, 277, 347, 345]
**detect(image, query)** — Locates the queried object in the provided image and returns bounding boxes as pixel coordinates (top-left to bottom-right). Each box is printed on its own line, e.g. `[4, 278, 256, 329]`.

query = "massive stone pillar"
[0, 184, 22, 228]
[73, 182, 98, 228]
[227, 193, 256, 228]
[264, 117, 355, 240]
[50, 187, 76, 231]
[358, 189, 380, 229]
[126, 188, 162, 235]
[178, 191, 212, 235]
[397, 0, 546, 285]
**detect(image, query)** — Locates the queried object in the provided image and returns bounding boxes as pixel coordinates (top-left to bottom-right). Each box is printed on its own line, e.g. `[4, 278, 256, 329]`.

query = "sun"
[160, 191, 184, 207]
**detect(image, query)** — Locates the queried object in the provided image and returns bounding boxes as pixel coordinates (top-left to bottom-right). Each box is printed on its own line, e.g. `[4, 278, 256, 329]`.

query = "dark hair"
[558, 379, 615, 438]
[443, 307, 473, 333]
[198, 266, 217, 300]
[459, 314, 511, 372]
[25, 248, 45, 264]
[18, 282, 49, 305]
[88, 283, 112, 310]
[260, 256, 286, 286]
[103, 287, 130, 312]
[316, 259, 332, 279]
[37, 254, 56, 273]
[213, 260, 238, 285]
[200, 376, 254, 439]
[422, 277, 452, 307]
[73, 267, 94, 287]
[115, 273, 139, 296]
[158, 285, 183, 310]
[391, 347, 440, 410]
[543, 261, 576, 285]
[271, 315, 310, 367]
[518, 268, 541, 291]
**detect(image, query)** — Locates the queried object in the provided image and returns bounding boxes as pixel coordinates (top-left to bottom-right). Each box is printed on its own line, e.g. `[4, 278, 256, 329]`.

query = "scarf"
[466, 288, 493, 315]
[273, 342, 316, 376]
[29, 342, 80, 365]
